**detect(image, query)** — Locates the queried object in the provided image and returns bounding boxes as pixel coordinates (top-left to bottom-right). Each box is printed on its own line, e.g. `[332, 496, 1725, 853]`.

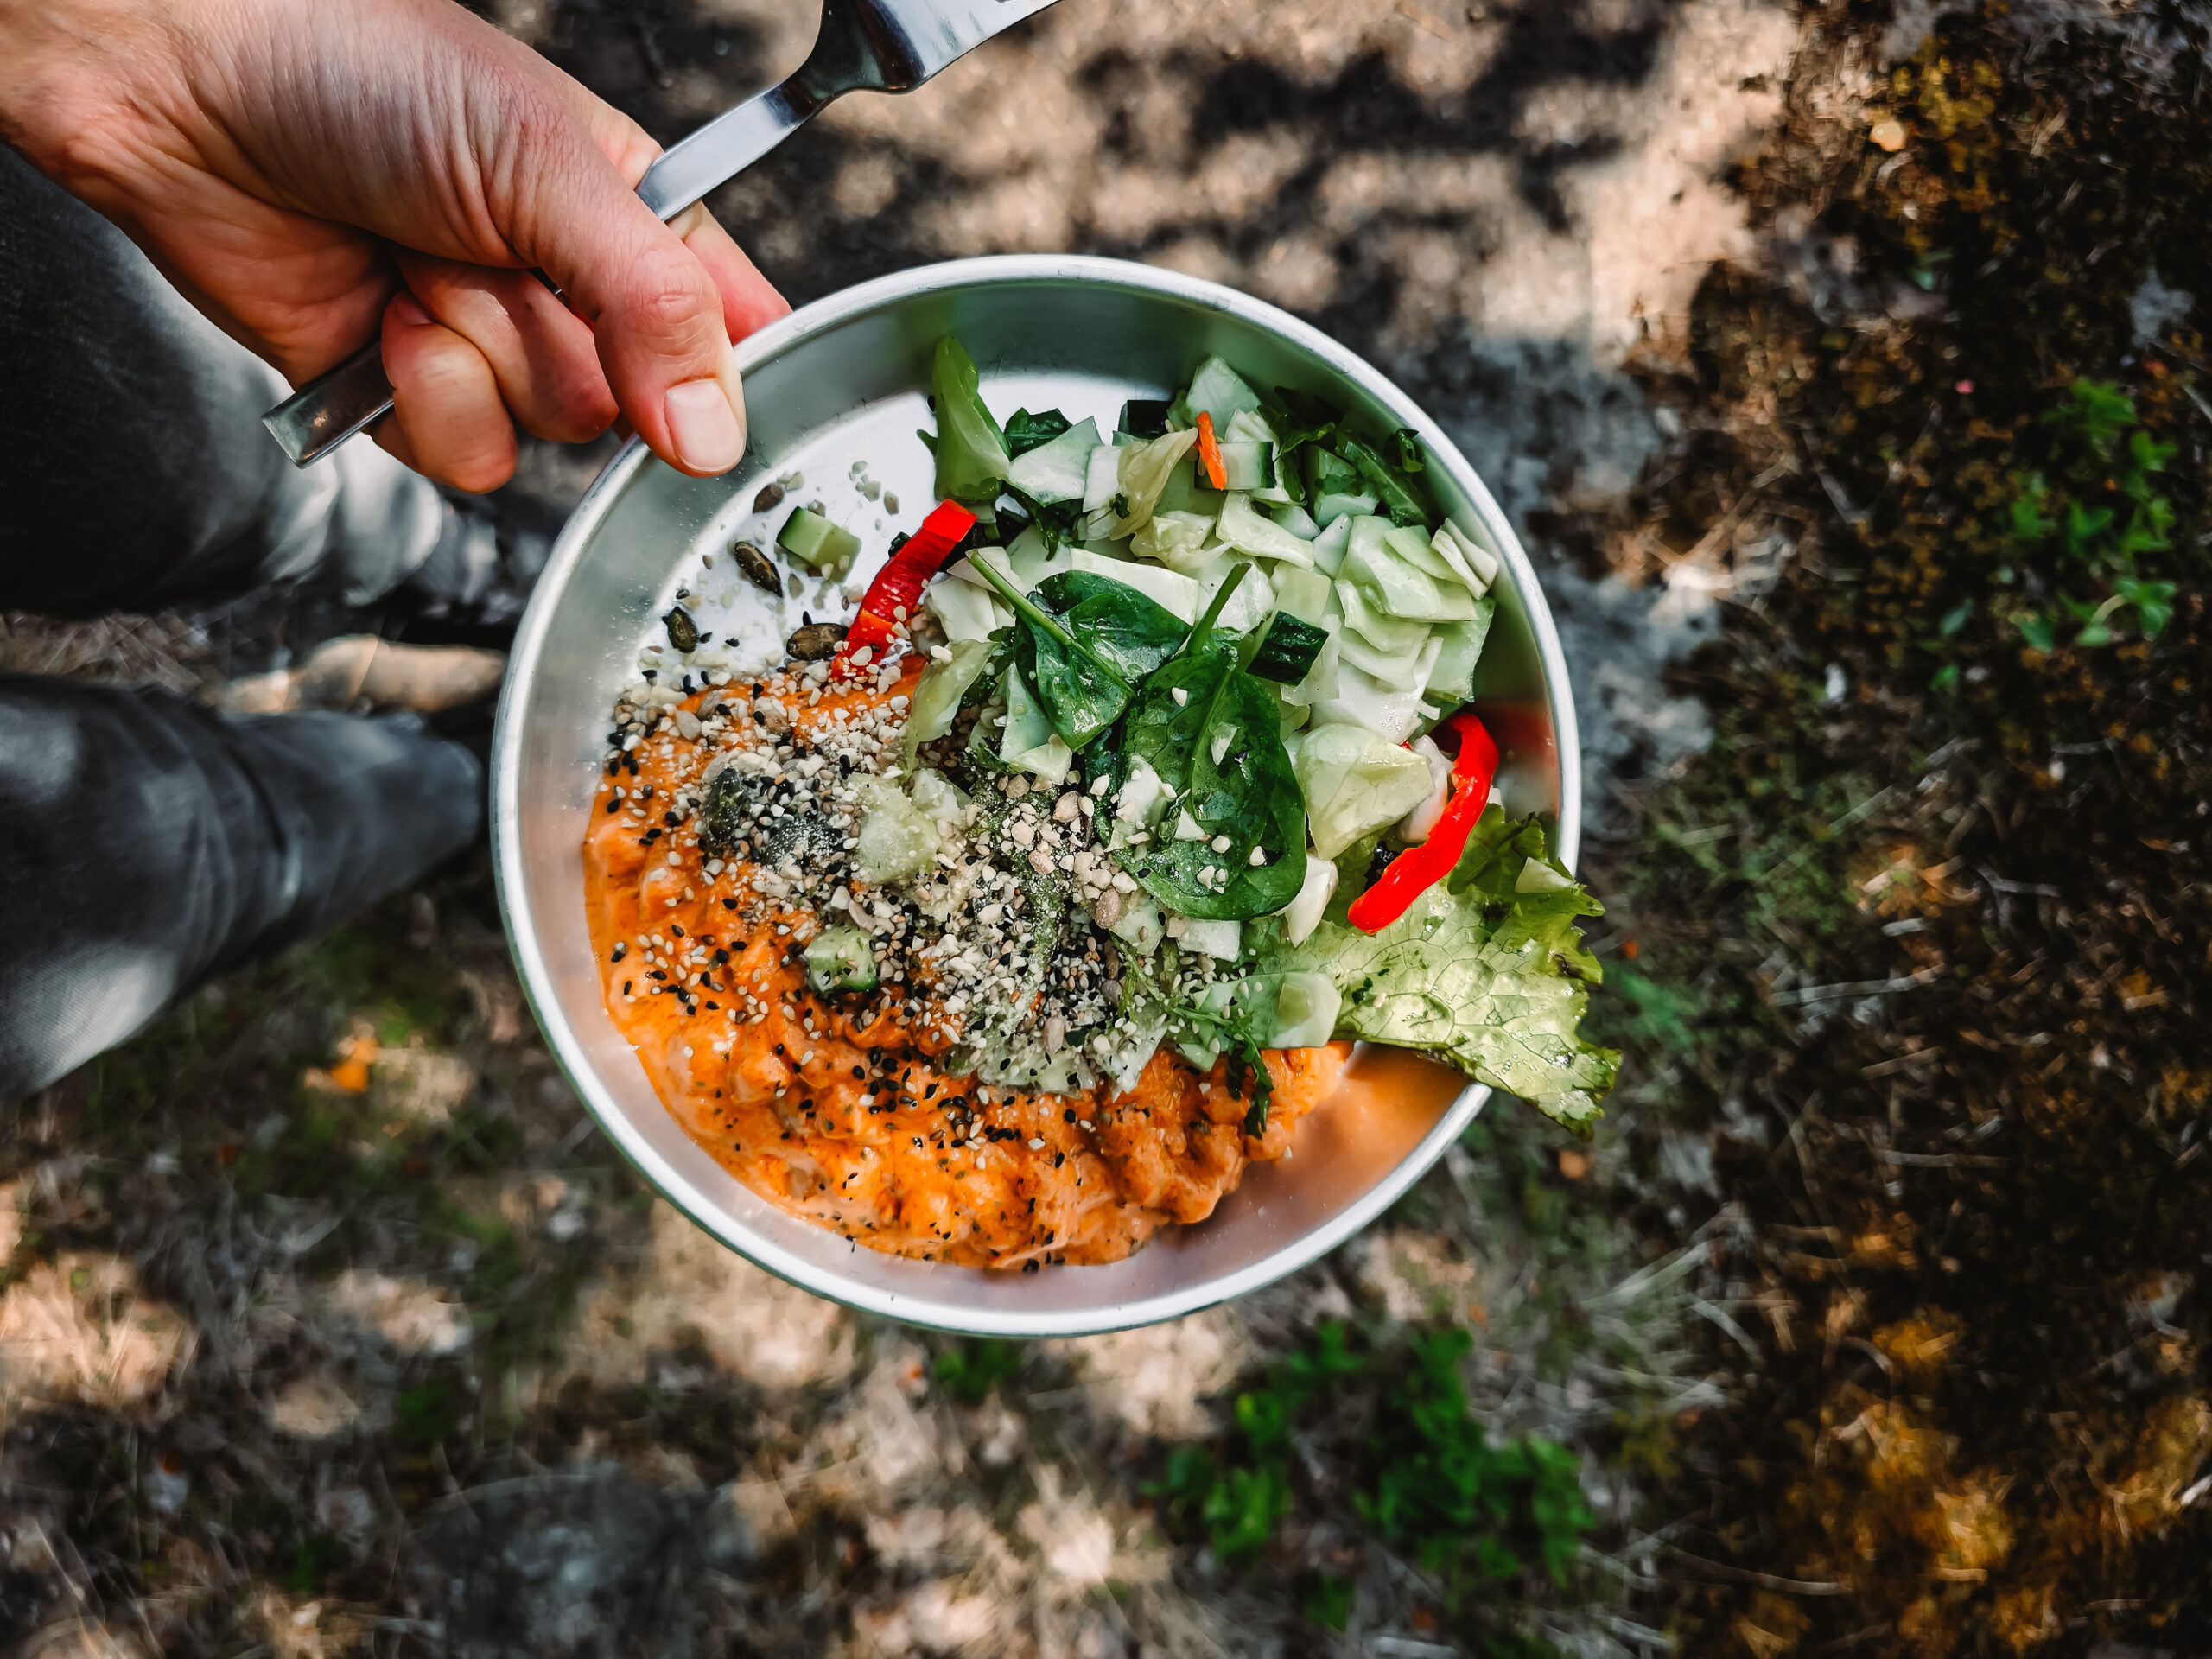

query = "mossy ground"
[1588, 4, 2212, 1650]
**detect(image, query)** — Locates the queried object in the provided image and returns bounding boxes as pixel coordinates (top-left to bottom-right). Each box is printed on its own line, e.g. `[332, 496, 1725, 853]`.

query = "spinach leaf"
[1337, 435, 1431, 528]
[1003, 481, 1084, 552]
[1262, 387, 1338, 452]
[1390, 426, 1426, 473]
[1113, 575, 1309, 920]
[968, 563, 1185, 750]
[1004, 407, 1073, 457]
[1257, 387, 1340, 508]
[1033, 573, 1190, 682]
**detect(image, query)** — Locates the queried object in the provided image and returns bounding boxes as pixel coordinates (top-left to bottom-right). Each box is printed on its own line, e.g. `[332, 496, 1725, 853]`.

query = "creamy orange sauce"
[582, 655, 1346, 1268]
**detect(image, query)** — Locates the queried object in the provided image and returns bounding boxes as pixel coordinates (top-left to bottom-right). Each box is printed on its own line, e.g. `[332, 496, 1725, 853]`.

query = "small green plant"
[1299, 1571, 1356, 1630]
[2005, 378, 2178, 651]
[932, 1336, 1026, 1403]
[393, 1376, 459, 1446]
[1359, 1327, 1595, 1585]
[287, 1531, 346, 1594]
[1150, 1323, 1596, 1605]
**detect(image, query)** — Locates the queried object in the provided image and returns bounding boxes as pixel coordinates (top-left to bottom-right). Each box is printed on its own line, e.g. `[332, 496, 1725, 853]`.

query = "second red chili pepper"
[1344, 709, 1500, 934]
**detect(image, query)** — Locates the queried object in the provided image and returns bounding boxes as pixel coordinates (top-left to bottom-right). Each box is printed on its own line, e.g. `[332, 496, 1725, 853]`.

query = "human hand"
[0, 0, 789, 489]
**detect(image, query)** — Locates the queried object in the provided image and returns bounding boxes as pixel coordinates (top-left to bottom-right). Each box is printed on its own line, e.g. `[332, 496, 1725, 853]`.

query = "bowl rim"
[491, 253, 1581, 1335]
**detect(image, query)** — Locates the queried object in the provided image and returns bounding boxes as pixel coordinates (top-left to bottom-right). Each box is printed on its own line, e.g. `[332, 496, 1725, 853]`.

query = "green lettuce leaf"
[931, 337, 1012, 505]
[1264, 809, 1617, 1134]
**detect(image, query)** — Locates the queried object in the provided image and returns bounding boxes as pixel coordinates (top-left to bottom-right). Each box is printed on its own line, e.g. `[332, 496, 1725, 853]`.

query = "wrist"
[0, 0, 196, 199]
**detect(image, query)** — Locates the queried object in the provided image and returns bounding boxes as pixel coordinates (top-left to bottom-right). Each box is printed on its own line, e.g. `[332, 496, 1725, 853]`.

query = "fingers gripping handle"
[261, 79, 811, 467]
[263, 341, 397, 467]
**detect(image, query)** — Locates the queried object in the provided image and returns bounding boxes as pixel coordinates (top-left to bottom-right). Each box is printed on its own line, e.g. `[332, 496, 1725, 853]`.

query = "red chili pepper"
[1344, 710, 1500, 934]
[836, 499, 977, 672]
[1196, 410, 1227, 492]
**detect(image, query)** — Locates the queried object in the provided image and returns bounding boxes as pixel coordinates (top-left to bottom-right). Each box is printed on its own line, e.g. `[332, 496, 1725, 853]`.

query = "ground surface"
[5, 1, 2212, 1656]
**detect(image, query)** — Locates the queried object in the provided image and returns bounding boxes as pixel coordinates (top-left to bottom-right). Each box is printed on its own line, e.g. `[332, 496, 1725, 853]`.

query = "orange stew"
[583, 653, 1346, 1268]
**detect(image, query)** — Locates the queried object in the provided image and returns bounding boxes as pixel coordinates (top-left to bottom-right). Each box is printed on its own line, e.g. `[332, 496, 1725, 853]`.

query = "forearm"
[0, 0, 781, 484]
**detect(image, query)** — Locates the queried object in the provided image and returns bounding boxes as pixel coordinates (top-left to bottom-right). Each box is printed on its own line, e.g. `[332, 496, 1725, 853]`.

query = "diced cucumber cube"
[1249, 613, 1331, 684]
[1210, 440, 1277, 493]
[778, 506, 861, 575]
[805, 925, 879, 993]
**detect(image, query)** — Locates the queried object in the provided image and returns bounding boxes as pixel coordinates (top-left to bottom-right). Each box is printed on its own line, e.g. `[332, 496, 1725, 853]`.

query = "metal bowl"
[493, 255, 1580, 1337]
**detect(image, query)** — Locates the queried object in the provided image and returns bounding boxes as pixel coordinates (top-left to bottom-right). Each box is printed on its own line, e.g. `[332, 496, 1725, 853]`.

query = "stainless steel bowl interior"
[493, 256, 1581, 1337]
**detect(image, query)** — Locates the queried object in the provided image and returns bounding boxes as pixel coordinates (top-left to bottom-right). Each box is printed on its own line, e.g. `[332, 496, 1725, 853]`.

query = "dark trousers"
[0, 145, 481, 1098]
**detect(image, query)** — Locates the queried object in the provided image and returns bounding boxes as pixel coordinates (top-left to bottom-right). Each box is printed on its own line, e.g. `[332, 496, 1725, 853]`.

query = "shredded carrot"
[1196, 410, 1227, 492]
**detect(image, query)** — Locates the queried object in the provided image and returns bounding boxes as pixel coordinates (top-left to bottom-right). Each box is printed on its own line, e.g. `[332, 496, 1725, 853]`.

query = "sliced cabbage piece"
[1081, 442, 1128, 512]
[1313, 490, 1378, 528]
[1191, 554, 1274, 635]
[950, 546, 1039, 597]
[902, 637, 995, 757]
[1268, 971, 1343, 1047]
[1100, 429, 1200, 538]
[1423, 601, 1495, 704]
[1271, 565, 1334, 626]
[1182, 356, 1263, 433]
[1277, 855, 1339, 946]
[1338, 624, 1434, 683]
[1391, 735, 1455, 846]
[1067, 549, 1199, 621]
[1109, 899, 1166, 957]
[1113, 754, 1173, 825]
[851, 775, 941, 884]
[1215, 493, 1317, 567]
[1440, 519, 1504, 589]
[925, 576, 1008, 645]
[931, 337, 1011, 505]
[1132, 509, 1218, 572]
[1180, 918, 1243, 962]
[1333, 578, 1431, 656]
[1007, 416, 1102, 505]
[1311, 513, 1354, 576]
[1343, 518, 1477, 621]
[1313, 639, 1443, 742]
[999, 666, 1074, 785]
[1294, 721, 1439, 860]
[1383, 522, 1479, 592]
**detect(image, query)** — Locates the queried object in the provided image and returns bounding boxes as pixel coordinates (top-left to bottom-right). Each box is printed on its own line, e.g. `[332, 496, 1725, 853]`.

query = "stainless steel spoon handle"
[260, 78, 813, 468]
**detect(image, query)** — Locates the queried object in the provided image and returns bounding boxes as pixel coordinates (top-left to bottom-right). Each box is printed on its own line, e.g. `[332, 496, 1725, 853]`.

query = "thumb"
[516, 134, 747, 477]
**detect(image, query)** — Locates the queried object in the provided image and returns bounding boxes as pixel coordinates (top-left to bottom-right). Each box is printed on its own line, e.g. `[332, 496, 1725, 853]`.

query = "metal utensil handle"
[262, 79, 813, 467]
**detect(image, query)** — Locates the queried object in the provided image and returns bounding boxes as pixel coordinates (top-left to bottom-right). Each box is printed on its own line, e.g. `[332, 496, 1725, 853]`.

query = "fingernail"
[393, 293, 432, 327]
[664, 378, 744, 474]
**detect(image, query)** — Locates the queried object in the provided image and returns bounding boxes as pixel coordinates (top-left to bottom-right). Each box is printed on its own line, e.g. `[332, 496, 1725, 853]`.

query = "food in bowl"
[582, 340, 1617, 1269]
